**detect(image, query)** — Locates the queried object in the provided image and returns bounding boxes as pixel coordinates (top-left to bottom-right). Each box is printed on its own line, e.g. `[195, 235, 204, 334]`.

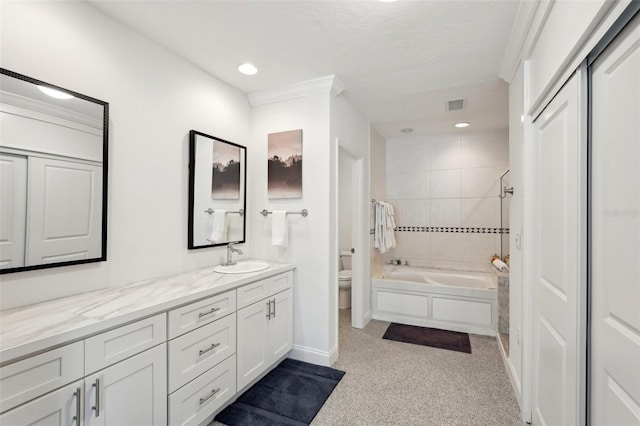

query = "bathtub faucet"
[404, 260, 409, 266]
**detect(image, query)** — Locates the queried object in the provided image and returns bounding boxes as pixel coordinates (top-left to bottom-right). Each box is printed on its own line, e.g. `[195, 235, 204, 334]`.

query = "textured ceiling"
[90, 0, 519, 138]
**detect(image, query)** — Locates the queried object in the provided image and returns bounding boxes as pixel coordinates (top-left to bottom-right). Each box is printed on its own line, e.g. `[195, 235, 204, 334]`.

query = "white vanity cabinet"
[237, 272, 294, 390]
[0, 315, 167, 426]
[0, 264, 296, 426]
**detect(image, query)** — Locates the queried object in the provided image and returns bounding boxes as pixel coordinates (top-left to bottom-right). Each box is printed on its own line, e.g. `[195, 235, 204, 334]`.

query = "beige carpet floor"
[310, 309, 522, 425]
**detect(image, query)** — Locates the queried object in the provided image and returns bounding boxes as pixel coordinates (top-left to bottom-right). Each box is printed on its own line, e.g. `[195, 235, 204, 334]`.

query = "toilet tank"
[340, 251, 352, 270]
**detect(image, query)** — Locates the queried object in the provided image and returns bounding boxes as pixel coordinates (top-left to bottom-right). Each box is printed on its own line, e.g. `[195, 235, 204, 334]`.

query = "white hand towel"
[271, 210, 288, 247]
[491, 257, 509, 272]
[209, 210, 227, 243]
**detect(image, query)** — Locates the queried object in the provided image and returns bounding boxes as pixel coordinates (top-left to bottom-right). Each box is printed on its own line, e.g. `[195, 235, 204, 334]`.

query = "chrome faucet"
[226, 243, 243, 266]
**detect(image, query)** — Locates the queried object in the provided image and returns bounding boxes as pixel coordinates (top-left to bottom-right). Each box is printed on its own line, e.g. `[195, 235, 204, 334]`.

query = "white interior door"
[27, 156, 102, 265]
[0, 153, 27, 269]
[590, 12, 640, 425]
[532, 72, 586, 426]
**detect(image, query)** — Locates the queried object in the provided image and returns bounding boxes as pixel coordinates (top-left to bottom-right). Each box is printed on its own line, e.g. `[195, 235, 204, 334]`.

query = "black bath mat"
[214, 358, 345, 426]
[383, 323, 472, 354]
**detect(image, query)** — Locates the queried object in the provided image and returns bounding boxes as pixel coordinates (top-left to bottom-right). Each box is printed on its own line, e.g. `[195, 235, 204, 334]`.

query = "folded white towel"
[271, 210, 288, 247]
[492, 258, 509, 272]
[209, 210, 227, 243]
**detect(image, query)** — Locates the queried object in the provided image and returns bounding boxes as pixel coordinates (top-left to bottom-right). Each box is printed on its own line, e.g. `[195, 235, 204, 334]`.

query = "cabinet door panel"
[0, 380, 83, 426]
[269, 289, 294, 361]
[236, 300, 269, 390]
[84, 344, 166, 426]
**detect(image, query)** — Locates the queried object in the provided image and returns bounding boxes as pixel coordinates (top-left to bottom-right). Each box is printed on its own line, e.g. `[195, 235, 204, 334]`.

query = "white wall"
[507, 62, 524, 405]
[369, 129, 386, 277]
[385, 129, 509, 271]
[0, 1, 251, 310]
[248, 91, 333, 365]
[331, 92, 371, 331]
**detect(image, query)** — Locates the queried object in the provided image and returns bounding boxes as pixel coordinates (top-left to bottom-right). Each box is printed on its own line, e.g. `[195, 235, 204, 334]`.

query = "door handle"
[73, 387, 81, 424]
[271, 299, 276, 318]
[92, 378, 100, 417]
[266, 301, 271, 319]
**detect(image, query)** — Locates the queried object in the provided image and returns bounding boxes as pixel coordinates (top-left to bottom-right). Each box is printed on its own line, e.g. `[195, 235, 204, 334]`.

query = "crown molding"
[247, 75, 346, 107]
[0, 90, 103, 130]
[498, 0, 543, 83]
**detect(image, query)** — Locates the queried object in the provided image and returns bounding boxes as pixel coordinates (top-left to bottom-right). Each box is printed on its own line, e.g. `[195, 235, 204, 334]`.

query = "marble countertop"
[0, 260, 295, 365]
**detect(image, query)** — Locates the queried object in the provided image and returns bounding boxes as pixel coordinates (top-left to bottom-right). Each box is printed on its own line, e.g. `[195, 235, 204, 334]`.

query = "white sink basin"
[213, 260, 270, 274]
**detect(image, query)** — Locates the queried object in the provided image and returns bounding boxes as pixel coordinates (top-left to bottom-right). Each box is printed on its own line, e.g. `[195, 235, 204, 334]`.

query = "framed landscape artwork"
[268, 129, 302, 199]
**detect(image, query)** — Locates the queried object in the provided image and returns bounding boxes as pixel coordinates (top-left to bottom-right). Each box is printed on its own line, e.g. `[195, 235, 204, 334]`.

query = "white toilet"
[338, 251, 352, 309]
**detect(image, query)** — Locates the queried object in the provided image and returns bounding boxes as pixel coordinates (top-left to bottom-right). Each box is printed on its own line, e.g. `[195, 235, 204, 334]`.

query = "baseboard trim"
[497, 334, 522, 408]
[288, 344, 333, 367]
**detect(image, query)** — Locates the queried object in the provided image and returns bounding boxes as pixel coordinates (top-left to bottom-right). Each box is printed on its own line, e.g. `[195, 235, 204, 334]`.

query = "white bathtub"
[372, 266, 498, 336]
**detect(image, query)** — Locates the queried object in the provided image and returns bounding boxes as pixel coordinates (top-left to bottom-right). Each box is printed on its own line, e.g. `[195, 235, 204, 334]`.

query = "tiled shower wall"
[385, 129, 509, 271]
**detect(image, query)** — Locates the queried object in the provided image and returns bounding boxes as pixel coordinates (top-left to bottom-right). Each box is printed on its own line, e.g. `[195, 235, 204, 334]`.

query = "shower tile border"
[393, 226, 510, 234]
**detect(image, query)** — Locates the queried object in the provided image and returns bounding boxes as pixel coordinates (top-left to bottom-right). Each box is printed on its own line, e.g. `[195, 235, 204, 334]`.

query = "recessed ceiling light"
[38, 85, 74, 100]
[401, 128, 414, 133]
[238, 63, 258, 75]
[454, 122, 470, 128]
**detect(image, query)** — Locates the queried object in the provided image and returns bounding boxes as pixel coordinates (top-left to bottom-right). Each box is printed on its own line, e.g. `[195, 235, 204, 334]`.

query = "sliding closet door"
[590, 12, 640, 425]
[531, 72, 586, 426]
[0, 153, 27, 269]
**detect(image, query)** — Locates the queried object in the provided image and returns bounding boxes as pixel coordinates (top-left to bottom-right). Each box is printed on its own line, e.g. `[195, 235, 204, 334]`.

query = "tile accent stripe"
[394, 226, 509, 234]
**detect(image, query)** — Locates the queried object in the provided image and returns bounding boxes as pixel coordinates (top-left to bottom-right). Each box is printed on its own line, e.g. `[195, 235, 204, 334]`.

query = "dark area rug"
[215, 358, 345, 425]
[383, 323, 472, 354]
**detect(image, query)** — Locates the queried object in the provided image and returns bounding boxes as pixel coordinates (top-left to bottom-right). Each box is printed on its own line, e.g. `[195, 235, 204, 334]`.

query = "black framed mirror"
[0, 68, 109, 274]
[188, 130, 247, 249]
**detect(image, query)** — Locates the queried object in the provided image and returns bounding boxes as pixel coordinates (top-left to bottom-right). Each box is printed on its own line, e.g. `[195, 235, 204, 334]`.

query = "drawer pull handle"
[272, 298, 276, 318]
[199, 342, 220, 356]
[266, 301, 272, 320]
[73, 387, 81, 424]
[199, 388, 221, 405]
[92, 378, 100, 417]
[198, 307, 220, 318]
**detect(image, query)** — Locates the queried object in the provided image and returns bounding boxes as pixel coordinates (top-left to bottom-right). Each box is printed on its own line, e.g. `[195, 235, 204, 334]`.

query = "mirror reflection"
[188, 130, 246, 248]
[0, 69, 108, 274]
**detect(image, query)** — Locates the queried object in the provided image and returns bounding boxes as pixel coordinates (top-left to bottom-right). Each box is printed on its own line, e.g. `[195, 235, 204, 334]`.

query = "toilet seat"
[338, 270, 352, 280]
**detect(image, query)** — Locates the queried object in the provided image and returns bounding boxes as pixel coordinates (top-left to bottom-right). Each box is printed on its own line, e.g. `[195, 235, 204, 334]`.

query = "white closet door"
[27, 156, 102, 265]
[0, 153, 27, 269]
[591, 12, 640, 426]
[532, 72, 585, 426]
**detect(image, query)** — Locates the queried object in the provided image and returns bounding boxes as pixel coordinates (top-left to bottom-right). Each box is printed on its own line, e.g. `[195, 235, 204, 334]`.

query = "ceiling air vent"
[447, 98, 466, 112]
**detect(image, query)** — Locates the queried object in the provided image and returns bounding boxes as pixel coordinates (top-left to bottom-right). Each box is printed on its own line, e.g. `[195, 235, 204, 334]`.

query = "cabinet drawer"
[168, 290, 236, 339]
[169, 354, 236, 426]
[236, 279, 269, 309]
[0, 341, 83, 413]
[269, 271, 294, 295]
[84, 313, 166, 375]
[168, 314, 236, 393]
[0, 379, 83, 424]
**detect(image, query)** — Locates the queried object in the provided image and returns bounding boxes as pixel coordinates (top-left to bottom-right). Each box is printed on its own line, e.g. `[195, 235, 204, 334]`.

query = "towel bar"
[260, 209, 308, 217]
[205, 208, 244, 216]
